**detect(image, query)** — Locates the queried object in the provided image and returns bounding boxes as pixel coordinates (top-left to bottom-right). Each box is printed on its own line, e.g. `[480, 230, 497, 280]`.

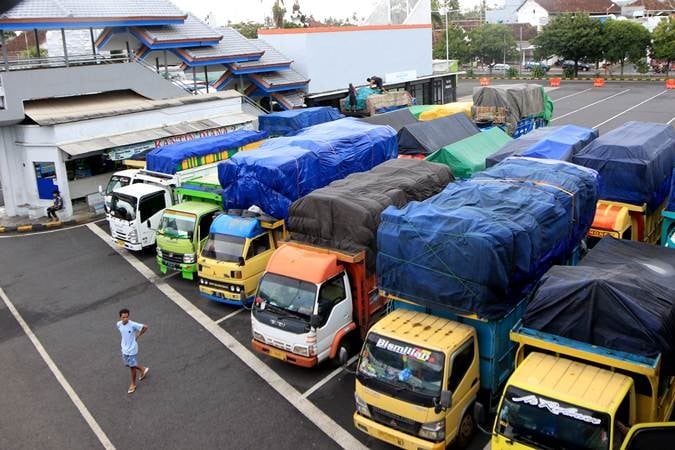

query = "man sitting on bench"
[46, 190, 63, 222]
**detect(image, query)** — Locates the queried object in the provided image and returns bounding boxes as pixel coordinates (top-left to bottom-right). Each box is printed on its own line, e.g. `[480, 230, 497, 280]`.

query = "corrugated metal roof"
[271, 90, 306, 109]
[58, 112, 256, 156]
[177, 27, 262, 61]
[231, 39, 292, 70]
[252, 69, 309, 88]
[133, 13, 222, 45]
[23, 90, 242, 125]
[0, 0, 186, 22]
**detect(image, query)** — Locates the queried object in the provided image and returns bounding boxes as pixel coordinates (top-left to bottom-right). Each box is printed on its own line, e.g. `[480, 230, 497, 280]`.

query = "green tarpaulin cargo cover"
[426, 127, 512, 179]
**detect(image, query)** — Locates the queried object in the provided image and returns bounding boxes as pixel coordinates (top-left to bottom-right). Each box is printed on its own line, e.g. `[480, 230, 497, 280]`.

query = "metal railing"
[0, 52, 131, 71]
[242, 95, 270, 115]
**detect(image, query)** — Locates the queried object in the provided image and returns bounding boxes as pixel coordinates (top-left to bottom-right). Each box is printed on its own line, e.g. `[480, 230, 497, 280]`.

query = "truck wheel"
[456, 410, 475, 449]
[334, 341, 350, 368]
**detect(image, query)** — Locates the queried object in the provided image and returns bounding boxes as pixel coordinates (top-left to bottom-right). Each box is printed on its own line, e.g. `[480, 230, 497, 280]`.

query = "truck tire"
[334, 340, 350, 368]
[456, 410, 476, 449]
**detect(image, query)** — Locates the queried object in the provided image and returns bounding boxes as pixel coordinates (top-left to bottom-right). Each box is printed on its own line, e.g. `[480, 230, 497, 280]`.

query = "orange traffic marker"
[593, 78, 605, 87]
[479, 77, 490, 86]
[549, 77, 561, 87]
[666, 79, 675, 89]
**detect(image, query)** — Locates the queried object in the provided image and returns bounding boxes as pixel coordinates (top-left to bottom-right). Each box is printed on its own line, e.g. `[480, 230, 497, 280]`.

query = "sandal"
[127, 385, 136, 394]
[139, 367, 149, 381]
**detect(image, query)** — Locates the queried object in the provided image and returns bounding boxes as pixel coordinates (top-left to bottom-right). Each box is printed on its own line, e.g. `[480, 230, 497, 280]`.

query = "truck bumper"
[157, 258, 197, 280]
[113, 238, 142, 251]
[251, 339, 317, 368]
[353, 412, 443, 450]
[199, 287, 251, 306]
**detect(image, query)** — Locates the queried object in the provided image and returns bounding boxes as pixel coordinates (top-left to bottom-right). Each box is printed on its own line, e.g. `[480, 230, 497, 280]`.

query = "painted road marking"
[593, 90, 669, 129]
[667, 116, 674, 125]
[215, 308, 244, 324]
[0, 287, 116, 450]
[301, 355, 359, 400]
[551, 87, 592, 102]
[87, 223, 367, 450]
[0, 222, 91, 238]
[551, 89, 631, 122]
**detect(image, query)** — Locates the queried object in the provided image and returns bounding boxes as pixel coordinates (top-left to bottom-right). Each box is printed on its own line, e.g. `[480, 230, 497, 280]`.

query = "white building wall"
[517, 0, 549, 28]
[261, 26, 432, 94]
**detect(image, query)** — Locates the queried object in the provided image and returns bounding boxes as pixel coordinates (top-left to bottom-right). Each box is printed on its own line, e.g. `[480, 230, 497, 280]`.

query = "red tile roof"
[624, 0, 675, 10]
[531, 0, 621, 14]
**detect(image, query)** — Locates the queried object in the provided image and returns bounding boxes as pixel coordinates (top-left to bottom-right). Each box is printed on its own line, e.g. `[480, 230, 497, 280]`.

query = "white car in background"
[491, 63, 510, 71]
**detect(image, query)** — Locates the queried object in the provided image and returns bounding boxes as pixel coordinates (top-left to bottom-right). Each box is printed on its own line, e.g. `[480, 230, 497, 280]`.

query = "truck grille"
[162, 252, 183, 264]
[370, 406, 420, 435]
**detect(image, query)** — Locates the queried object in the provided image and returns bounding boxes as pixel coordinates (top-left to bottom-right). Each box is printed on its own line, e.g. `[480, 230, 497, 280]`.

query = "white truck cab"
[99, 169, 141, 213]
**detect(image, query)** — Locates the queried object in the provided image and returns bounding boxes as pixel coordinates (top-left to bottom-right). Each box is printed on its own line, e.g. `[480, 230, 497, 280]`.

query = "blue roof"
[210, 214, 262, 238]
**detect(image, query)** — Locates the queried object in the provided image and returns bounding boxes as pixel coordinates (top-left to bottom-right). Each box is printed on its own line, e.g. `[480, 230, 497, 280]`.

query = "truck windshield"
[158, 211, 195, 239]
[255, 273, 316, 318]
[496, 386, 610, 450]
[109, 193, 137, 221]
[357, 332, 444, 400]
[201, 233, 245, 261]
[105, 175, 131, 196]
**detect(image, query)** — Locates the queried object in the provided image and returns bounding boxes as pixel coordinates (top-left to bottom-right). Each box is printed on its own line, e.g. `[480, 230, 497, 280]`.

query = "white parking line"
[86, 223, 366, 450]
[215, 308, 243, 324]
[0, 287, 116, 450]
[551, 88, 592, 102]
[301, 355, 359, 400]
[667, 116, 675, 125]
[593, 90, 669, 129]
[551, 89, 631, 122]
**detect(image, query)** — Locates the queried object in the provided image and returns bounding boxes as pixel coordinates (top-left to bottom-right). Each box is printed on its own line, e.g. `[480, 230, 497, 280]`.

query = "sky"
[170, 0, 486, 26]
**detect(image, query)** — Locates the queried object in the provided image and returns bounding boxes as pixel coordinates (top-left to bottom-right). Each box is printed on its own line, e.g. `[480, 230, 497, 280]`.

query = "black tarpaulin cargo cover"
[360, 108, 418, 132]
[397, 113, 479, 155]
[523, 237, 675, 374]
[288, 159, 454, 272]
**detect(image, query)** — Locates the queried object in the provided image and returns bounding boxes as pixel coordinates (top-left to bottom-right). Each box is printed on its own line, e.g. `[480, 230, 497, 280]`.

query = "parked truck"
[250, 159, 453, 367]
[572, 121, 674, 246]
[353, 157, 599, 450]
[198, 210, 286, 305]
[662, 169, 675, 248]
[490, 237, 675, 450]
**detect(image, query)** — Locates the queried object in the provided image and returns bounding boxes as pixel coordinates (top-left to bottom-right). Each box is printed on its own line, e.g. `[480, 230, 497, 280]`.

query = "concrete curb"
[460, 76, 668, 82]
[0, 215, 104, 234]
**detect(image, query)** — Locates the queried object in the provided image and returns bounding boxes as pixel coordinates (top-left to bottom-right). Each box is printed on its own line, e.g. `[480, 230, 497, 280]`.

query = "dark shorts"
[122, 354, 138, 367]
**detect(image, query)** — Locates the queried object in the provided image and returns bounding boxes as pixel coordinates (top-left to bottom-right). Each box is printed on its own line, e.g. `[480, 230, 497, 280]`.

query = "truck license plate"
[115, 239, 125, 247]
[268, 348, 287, 361]
[377, 430, 404, 447]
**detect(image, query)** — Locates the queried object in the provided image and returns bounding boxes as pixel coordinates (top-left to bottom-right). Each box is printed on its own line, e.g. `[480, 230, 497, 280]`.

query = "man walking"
[116, 308, 149, 394]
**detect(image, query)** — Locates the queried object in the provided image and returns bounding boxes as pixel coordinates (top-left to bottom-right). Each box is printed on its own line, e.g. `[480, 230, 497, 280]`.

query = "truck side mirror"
[147, 220, 152, 229]
[434, 390, 452, 414]
[309, 314, 321, 329]
[238, 256, 245, 266]
[473, 401, 487, 425]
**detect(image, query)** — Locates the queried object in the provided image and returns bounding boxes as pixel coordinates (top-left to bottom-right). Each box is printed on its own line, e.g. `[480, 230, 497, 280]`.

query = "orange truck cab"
[250, 242, 387, 367]
[588, 200, 664, 247]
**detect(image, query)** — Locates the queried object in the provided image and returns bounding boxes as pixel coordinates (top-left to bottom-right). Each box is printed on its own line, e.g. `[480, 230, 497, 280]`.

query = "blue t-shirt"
[116, 320, 144, 356]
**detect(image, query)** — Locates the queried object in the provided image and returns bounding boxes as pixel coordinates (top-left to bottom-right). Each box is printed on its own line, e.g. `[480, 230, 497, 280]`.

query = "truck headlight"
[129, 229, 138, 241]
[183, 253, 196, 264]
[253, 331, 265, 342]
[156, 247, 162, 257]
[292, 345, 309, 356]
[418, 420, 445, 441]
[354, 392, 371, 418]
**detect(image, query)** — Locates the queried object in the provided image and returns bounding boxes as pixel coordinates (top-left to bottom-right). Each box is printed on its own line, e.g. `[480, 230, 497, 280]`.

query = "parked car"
[491, 63, 511, 71]
[562, 60, 591, 71]
[523, 61, 550, 72]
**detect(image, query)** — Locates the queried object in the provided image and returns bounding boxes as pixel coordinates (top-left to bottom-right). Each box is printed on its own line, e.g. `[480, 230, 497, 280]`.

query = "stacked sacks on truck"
[417, 101, 473, 121]
[146, 130, 269, 174]
[288, 158, 454, 273]
[485, 124, 598, 168]
[258, 106, 344, 137]
[218, 118, 398, 220]
[472, 84, 553, 137]
[572, 121, 674, 243]
[377, 157, 599, 319]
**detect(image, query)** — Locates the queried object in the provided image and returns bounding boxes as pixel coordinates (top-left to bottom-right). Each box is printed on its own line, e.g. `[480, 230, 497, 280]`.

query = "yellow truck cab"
[588, 200, 664, 246]
[354, 308, 481, 450]
[198, 211, 286, 306]
[492, 352, 636, 450]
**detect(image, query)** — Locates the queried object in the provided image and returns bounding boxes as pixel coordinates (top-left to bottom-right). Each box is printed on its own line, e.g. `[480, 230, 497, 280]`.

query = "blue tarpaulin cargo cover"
[146, 130, 268, 174]
[377, 157, 599, 319]
[572, 121, 675, 211]
[258, 106, 344, 137]
[219, 118, 397, 219]
[486, 125, 598, 167]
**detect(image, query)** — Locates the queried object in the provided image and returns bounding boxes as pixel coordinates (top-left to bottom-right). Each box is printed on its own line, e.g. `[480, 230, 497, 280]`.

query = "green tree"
[533, 13, 605, 77]
[231, 21, 263, 39]
[433, 24, 469, 62]
[469, 24, 517, 70]
[272, 0, 286, 28]
[652, 17, 675, 76]
[604, 20, 651, 76]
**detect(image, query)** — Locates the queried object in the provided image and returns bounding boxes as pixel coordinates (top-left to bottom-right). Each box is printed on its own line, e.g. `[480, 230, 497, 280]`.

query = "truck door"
[139, 192, 167, 247]
[243, 233, 273, 297]
[315, 273, 351, 361]
[445, 337, 478, 446]
[197, 212, 216, 253]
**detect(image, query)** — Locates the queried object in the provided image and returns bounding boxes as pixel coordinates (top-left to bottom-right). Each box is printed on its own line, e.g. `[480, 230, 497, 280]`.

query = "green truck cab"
[155, 200, 221, 280]
[198, 211, 286, 306]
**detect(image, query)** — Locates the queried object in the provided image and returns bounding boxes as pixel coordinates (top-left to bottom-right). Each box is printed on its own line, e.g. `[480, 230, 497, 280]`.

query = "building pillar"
[192, 66, 197, 93]
[163, 50, 168, 77]
[2, 30, 9, 70]
[89, 28, 96, 55]
[204, 66, 209, 93]
[34, 29, 40, 57]
[61, 29, 69, 66]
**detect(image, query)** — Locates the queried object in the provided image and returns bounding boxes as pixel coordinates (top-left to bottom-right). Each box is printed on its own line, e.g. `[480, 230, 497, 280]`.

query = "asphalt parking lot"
[0, 80, 673, 450]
